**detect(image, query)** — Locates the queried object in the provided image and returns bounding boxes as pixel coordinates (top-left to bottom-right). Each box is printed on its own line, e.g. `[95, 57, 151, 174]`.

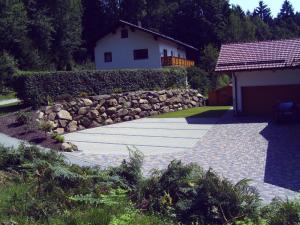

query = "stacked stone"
[37, 89, 204, 134]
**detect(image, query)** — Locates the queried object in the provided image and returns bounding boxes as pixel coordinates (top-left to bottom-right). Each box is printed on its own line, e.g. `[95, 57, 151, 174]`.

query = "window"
[104, 52, 112, 62]
[178, 53, 181, 58]
[171, 50, 174, 57]
[121, 29, 128, 38]
[133, 49, 148, 60]
[163, 49, 168, 57]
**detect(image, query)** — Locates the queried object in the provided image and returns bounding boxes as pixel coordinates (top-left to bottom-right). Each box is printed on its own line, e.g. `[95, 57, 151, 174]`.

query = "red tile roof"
[215, 38, 300, 72]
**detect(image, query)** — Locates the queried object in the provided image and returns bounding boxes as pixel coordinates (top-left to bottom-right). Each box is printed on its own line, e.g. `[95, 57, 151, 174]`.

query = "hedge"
[12, 68, 187, 106]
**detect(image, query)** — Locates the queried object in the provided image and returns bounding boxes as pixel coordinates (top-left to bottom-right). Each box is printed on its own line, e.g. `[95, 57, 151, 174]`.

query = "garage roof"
[215, 38, 300, 72]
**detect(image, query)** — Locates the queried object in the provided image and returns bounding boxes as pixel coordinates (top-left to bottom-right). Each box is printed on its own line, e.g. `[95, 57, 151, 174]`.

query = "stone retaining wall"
[38, 89, 204, 134]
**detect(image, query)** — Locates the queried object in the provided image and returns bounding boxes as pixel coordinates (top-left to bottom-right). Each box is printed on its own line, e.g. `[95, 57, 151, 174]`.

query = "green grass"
[0, 92, 16, 101]
[154, 106, 231, 118]
[0, 102, 24, 116]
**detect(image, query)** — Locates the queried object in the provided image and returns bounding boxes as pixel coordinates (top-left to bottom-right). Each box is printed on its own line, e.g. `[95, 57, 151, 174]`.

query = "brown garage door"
[242, 84, 300, 116]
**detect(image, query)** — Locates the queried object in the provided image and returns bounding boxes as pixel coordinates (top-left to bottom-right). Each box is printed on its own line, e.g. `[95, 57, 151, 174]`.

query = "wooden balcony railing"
[161, 56, 195, 67]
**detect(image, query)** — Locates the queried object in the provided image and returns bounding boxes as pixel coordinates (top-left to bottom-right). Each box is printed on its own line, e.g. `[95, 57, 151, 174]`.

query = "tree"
[49, 0, 83, 70]
[253, 1, 272, 23]
[0, 52, 17, 93]
[278, 0, 294, 19]
[0, 0, 28, 67]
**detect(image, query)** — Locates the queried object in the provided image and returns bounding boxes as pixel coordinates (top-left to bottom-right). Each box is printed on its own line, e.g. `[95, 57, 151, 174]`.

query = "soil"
[0, 109, 62, 150]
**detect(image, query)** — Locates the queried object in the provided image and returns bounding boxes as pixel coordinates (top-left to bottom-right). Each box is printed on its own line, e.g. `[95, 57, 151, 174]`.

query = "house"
[94, 20, 198, 70]
[208, 85, 232, 106]
[215, 38, 300, 116]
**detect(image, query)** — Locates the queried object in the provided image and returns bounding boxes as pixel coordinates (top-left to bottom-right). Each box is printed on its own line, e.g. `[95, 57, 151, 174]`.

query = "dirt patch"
[0, 110, 62, 150]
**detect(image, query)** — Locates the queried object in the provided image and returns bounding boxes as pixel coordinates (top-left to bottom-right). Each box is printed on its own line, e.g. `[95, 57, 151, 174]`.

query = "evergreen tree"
[253, 1, 272, 23]
[278, 0, 294, 19]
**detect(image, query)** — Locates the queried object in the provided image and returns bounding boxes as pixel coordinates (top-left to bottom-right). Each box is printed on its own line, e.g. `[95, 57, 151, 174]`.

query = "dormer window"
[121, 29, 128, 38]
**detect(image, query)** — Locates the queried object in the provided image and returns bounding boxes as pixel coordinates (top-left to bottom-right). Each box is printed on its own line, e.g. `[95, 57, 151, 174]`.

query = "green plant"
[12, 69, 187, 106]
[261, 198, 300, 225]
[15, 111, 32, 125]
[51, 133, 65, 143]
[0, 52, 18, 93]
[38, 120, 54, 138]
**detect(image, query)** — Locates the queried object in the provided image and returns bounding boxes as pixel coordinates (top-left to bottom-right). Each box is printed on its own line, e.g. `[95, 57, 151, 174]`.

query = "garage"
[242, 85, 300, 116]
[215, 38, 300, 116]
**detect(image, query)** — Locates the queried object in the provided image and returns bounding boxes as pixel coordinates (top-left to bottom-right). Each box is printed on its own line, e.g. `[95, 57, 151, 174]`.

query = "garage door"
[242, 84, 300, 116]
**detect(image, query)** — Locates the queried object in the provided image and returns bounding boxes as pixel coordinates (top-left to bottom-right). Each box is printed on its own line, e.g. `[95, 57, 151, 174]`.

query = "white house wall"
[234, 68, 300, 112]
[158, 39, 186, 58]
[95, 26, 161, 70]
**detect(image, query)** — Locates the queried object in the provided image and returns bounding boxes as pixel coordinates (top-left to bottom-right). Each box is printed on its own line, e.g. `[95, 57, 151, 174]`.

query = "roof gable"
[215, 38, 300, 72]
[96, 20, 198, 51]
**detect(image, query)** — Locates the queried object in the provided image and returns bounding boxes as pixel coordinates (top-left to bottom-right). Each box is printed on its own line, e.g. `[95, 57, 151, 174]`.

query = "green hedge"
[13, 68, 187, 106]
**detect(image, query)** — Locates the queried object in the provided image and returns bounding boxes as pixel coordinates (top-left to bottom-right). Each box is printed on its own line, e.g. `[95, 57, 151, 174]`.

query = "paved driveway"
[64, 117, 217, 156]
[64, 111, 300, 202]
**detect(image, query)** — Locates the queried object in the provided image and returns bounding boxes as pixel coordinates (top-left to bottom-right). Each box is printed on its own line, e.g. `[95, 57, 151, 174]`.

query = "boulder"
[104, 118, 113, 125]
[82, 98, 93, 106]
[159, 94, 167, 102]
[48, 112, 56, 121]
[54, 128, 65, 135]
[53, 104, 63, 112]
[90, 109, 99, 118]
[108, 98, 118, 106]
[59, 120, 68, 128]
[80, 117, 92, 128]
[140, 104, 152, 111]
[161, 106, 170, 113]
[66, 121, 78, 132]
[78, 107, 89, 115]
[57, 110, 72, 120]
[117, 109, 129, 117]
[139, 99, 148, 104]
[133, 108, 142, 115]
[37, 111, 44, 119]
[61, 142, 78, 152]
[107, 107, 117, 115]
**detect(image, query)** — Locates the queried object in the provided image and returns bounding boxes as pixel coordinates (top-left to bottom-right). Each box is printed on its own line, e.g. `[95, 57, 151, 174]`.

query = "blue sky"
[229, 0, 300, 16]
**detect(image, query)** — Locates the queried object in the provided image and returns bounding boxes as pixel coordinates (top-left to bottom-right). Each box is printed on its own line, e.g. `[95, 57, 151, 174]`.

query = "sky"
[229, 0, 300, 16]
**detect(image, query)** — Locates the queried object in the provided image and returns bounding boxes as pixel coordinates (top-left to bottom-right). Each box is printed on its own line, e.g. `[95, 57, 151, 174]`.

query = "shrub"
[261, 198, 300, 225]
[51, 133, 65, 143]
[15, 111, 32, 125]
[12, 68, 187, 106]
[38, 120, 54, 138]
[0, 52, 18, 93]
[186, 66, 211, 95]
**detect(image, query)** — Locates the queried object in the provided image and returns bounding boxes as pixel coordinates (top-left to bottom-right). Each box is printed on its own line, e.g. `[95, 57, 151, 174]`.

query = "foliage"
[38, 120, 54, 138]
[0, 145, 300, 224]
[0, 52, 18, 93]
[187, 67, 211, 95]
[261, 198, 300, 225]
[15, 111, 32, 125]
[52, 133, 65, 143]
[12, 69, 187, 106]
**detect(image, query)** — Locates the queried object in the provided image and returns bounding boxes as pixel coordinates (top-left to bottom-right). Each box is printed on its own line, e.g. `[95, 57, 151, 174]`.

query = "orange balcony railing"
[161, 56, 195, 67]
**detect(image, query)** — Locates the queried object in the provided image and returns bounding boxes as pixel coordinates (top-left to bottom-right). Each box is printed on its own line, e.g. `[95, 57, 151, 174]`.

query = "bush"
[51, 133, 65, 143]
[15, 111, 32, 125]
[0, 52, 18, 93]
[261, 198, 300, 225]
[186, 66, 211, 95]
[12, 68, 187, 106]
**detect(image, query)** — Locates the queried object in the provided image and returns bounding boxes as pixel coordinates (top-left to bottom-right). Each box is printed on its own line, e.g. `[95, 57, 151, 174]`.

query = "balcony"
[161, 56, 195, 67]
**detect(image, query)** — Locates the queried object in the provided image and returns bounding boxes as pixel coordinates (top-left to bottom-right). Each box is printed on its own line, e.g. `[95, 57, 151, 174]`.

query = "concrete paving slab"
[64, 118, 218, 156]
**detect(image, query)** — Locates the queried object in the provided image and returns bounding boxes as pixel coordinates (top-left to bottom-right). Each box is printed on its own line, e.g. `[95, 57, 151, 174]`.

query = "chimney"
[137, 21, 142, 27]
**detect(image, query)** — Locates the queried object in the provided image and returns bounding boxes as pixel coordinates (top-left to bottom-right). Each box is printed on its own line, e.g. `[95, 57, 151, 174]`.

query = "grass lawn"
[0, 102, 24, 116]
[0, 92, 16, 101]
[154, 106, 231, 118]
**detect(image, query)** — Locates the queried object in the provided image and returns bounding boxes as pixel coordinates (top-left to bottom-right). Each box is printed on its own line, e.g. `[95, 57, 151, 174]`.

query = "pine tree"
[253, 1, 272, 23]
[278, 0, 294, 19]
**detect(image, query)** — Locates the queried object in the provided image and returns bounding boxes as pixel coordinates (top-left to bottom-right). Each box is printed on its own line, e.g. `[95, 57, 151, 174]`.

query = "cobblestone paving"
[64, 111, 300, 203]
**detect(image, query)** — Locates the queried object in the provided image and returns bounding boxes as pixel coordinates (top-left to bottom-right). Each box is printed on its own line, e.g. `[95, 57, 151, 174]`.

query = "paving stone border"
[37, 89, 204, 134]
